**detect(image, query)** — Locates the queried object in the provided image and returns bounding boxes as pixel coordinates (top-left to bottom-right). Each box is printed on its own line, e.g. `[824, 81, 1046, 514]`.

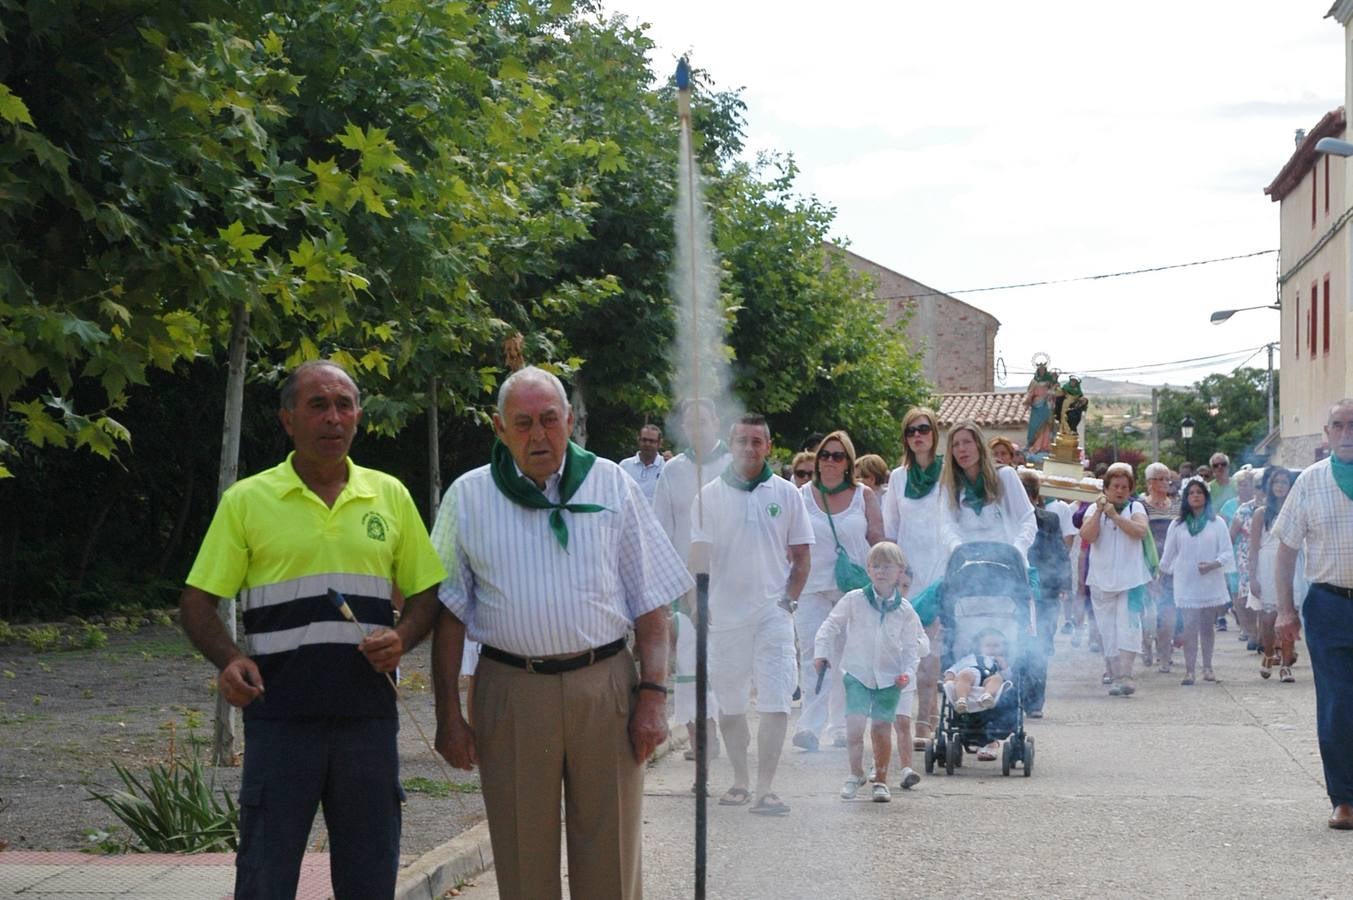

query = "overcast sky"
[601, 1, 1344, 387]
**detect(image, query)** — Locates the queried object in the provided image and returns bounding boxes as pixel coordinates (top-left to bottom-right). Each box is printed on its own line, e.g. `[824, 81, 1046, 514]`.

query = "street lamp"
[1209, 301, 1279, 436]
[1112, 423, 1139, 464]
[1209, 303, 1279, 324]
[1315, 136, 1353, 157]
[1180, 415, 1195, 465]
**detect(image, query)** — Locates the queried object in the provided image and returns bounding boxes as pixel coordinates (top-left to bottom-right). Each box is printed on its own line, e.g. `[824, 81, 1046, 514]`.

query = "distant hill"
[1078, 376, 1156, 400]
[998, 375, 1156, 400]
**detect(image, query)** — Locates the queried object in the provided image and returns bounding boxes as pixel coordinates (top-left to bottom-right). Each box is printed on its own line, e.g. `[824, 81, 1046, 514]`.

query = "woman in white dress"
[937, 420, 1037, 760]
[1159, 479, 1236, 685]
[882, 407, 946, 750]
[938, 421, 1037, 564]
[1080, 462, 1151, 696]
[1248, 466, 1298, 682]
[792, 430, 883, 752]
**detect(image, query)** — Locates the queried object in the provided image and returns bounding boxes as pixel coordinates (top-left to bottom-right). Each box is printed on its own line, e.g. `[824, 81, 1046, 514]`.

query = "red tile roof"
[938, 392, 1029, 429]
[1264, 107, 1345, 202]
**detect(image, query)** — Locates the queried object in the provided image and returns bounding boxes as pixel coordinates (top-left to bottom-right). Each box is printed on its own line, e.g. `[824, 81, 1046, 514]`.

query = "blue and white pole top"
[676, 56, 692, 122]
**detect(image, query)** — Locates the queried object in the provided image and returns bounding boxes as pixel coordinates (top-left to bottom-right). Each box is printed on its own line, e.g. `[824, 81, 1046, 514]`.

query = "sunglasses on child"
[904, 423, 933, 437]
[817, 450, 848, 462]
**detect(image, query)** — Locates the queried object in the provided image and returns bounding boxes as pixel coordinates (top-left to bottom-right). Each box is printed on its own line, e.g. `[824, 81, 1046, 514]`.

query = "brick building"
[827, 244, 1000, 393]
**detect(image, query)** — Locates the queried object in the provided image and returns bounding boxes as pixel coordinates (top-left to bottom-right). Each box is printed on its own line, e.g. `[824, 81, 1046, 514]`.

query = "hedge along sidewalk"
[393, 718, 688, 900]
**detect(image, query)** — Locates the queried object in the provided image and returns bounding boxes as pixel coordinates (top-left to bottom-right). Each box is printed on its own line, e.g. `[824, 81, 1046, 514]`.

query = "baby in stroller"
[944, 628, 1010, 714]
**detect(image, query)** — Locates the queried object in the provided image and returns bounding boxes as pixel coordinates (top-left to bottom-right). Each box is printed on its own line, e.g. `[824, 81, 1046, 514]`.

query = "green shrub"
[64, 623, 108, 651]
[85, 744, 238, 853]
[21, 625, 61, 652]
[0, 619, 15, 643]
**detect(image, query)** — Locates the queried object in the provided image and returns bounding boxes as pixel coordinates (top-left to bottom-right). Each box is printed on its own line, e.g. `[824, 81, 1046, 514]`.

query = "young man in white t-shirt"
[690, 413, 813, 816]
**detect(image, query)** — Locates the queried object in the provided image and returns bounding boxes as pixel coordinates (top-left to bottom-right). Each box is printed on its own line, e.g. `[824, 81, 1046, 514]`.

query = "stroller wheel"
[944, 738, 959, 776]
[1001, 739, 1013, 777]
[924, 740, 936, 775]
[1023, 737, 1035, 777]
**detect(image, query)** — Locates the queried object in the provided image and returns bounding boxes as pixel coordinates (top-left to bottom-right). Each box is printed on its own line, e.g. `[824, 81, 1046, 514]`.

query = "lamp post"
[1180, 415, 1195, 466]
[1209, 302, 1279, 436]
[1112, 423, 1139, 464]
[1209, 304, 1279, 324]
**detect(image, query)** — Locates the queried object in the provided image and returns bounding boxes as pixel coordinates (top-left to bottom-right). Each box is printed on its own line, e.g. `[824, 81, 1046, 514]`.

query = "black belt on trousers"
[481, 637, 626, 674]
[1314, 582, 1353, 599]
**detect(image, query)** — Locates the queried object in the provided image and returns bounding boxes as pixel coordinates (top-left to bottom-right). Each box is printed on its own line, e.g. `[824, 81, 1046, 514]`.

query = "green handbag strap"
[819, 486, 849, 555]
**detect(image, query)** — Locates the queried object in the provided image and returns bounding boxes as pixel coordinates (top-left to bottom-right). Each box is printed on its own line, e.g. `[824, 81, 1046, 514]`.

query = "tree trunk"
[213, 302, 249, 767]
[426, 374, 441, 521]
[74, 492, 117, 592]
[156, 469, 196, 578]
[571, 371, 588, 448]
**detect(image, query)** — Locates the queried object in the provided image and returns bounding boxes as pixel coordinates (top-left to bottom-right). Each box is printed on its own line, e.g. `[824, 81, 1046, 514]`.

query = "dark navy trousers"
[235, 717, 403, 899]
[1303, 585, 1353, 808]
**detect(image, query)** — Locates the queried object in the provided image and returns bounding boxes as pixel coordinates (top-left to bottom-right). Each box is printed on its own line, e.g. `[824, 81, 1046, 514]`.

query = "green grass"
[402, 776, 480, 797]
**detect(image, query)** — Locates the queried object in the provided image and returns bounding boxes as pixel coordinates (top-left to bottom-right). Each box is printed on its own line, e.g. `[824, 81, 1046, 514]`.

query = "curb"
[394, 820, 493, 900]
[393, 718, 685, 898]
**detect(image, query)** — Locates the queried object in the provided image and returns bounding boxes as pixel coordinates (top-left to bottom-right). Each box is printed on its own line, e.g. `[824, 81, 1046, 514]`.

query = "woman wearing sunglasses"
[791, 430, 884, 754]
[938, 419, 1038, 760]
[790, 451, 816, 488]
[882, 407, 947, 753]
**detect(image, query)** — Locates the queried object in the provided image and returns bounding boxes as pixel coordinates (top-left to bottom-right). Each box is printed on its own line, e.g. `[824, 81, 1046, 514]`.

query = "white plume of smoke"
[668, 126, 743, 455]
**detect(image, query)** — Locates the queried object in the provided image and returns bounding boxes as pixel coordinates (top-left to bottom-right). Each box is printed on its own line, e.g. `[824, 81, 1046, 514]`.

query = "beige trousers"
[473, 650, 644, 900]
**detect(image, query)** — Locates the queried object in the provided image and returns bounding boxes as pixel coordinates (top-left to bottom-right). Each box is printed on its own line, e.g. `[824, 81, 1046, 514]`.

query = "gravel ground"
[0, 624, 483, 862]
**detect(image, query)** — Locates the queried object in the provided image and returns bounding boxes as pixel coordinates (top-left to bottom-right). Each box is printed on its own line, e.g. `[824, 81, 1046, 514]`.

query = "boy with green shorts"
[814, 542, 928, 802]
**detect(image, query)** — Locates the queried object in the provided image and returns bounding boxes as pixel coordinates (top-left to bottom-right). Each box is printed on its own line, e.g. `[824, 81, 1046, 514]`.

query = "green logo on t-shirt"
[362, 512, 387, 542]
[767, 503, 782, 518]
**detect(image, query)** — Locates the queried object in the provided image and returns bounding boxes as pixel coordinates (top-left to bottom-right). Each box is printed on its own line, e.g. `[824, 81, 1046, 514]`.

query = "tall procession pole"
[676, 56, 710, 900]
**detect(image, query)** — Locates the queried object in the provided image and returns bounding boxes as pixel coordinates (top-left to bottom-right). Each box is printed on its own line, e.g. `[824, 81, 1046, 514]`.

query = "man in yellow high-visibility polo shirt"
[179, 359, 446, 899]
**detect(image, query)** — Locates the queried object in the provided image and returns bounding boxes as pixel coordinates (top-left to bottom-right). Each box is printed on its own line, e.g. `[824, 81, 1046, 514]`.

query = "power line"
[1004, 345, 1268, 379]
[877, 249, 1279, 301]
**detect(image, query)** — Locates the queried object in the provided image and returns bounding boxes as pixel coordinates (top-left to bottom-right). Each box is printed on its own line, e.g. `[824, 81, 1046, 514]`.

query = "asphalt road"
[459, 624, 1348, 899]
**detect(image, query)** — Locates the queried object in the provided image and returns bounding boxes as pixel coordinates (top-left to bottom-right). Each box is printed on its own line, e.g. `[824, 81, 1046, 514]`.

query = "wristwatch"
[638, 681, 669, 695]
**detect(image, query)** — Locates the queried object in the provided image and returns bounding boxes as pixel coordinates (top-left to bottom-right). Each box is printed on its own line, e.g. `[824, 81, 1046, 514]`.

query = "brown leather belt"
[481, 637, 626, 674]
[1314, 582, 1353, 599]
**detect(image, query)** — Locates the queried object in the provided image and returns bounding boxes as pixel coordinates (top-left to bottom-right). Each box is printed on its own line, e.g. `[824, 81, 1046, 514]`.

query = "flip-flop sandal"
[718, 787, 751, 806]
[749, 792, 790, 815]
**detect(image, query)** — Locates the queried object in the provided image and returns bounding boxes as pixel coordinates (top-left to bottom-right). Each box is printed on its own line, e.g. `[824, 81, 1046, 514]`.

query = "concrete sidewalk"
[0, 852, 332, 898]
[457, 624, 1346, 900]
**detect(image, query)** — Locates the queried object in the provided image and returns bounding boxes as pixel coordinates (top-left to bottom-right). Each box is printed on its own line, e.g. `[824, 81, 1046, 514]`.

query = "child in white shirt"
[944, 629, 1010, 714]
[814, 542, 927, 803]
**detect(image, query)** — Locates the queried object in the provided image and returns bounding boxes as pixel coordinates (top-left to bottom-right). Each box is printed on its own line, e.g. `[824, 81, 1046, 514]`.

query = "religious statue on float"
[1022, 354, 1059, 457]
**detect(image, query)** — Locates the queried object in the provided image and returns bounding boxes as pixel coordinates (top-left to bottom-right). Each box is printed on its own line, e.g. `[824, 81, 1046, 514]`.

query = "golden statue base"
[1038, 429, 1102, 502]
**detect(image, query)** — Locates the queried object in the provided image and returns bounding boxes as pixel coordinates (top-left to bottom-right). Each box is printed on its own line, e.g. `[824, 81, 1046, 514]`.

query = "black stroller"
[923, 541, 1036, 778]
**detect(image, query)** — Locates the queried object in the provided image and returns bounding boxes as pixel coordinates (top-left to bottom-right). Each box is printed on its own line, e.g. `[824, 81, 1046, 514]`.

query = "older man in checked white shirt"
[1276, 398, 1353, 832]
[429, 366, 692, 900]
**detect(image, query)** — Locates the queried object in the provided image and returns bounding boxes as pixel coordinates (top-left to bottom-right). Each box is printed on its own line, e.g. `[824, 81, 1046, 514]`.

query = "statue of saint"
[1053, 375, 1088, 436]
[1023, 361, 1059, 455]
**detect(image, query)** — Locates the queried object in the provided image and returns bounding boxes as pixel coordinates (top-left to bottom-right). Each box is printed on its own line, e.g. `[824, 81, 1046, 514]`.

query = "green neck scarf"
[721, 460, 773, 492]
[682, 440, 728, 464]
[1112, 499, 1130, 514]
[960, 472, 987, 514]
[815, 478, 852, 496]
[1331, 454, 1353, 502]
[904, 457, 942, 499]
[1184, 511, 1209, 537]
[489, 439, 606, 550]
[863, 584, 904, 624]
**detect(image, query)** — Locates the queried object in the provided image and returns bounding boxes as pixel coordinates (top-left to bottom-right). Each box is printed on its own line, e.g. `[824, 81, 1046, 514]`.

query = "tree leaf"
[0, 83, 34, 126]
